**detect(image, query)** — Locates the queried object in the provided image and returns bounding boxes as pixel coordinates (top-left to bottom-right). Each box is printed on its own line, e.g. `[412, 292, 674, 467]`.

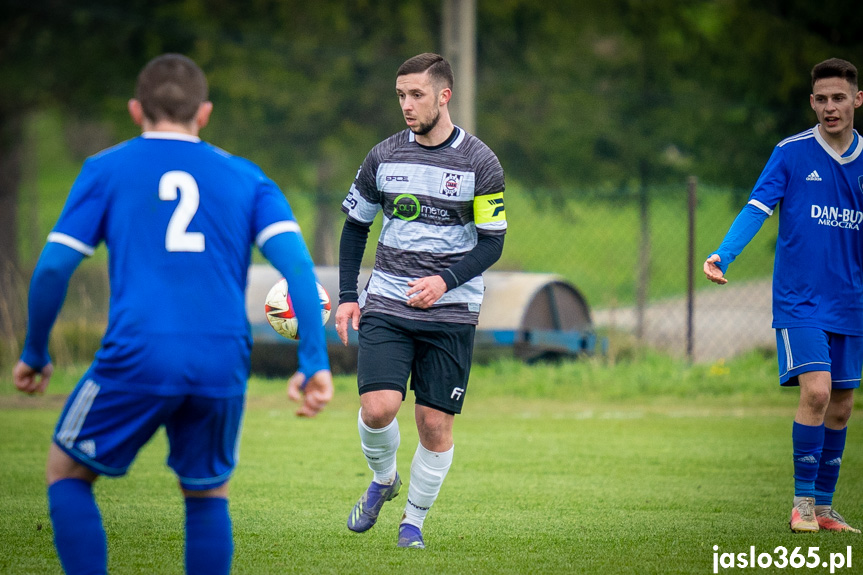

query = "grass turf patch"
[1, 357, 861, 574]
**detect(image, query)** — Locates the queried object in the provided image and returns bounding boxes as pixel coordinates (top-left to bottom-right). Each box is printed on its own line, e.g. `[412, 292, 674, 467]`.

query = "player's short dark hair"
[811, 58, 858, 89]
[135, 54, 208, 124]
[397, 53, 454, 91]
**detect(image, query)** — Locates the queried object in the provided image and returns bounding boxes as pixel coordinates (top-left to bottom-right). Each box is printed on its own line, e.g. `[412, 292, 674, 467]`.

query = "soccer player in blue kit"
[12, 54, 333, 574]
[705, 58, 863, 534]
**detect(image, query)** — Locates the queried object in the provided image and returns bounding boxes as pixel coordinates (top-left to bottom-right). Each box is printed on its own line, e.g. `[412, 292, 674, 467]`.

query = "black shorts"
[356, 312, 476, 414]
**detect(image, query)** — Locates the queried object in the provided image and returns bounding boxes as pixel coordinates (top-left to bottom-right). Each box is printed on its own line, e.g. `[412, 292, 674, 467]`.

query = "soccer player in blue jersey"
[705, 58, 863, 534]
[12, 54, 333, 574]
[335, 53, 506, 549]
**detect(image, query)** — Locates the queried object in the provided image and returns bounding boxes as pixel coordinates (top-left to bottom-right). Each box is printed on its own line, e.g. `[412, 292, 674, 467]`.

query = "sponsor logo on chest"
[811, 205, 863, 230]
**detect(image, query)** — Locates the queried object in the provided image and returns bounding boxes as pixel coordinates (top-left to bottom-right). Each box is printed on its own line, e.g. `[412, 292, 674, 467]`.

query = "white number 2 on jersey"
[159, 171, 205, 252]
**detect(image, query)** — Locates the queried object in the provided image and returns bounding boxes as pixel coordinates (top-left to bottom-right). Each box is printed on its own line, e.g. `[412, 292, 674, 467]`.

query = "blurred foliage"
[4, 0, 863, 202]
[3, 0, 863, 211]
[3, 0, 863, 349]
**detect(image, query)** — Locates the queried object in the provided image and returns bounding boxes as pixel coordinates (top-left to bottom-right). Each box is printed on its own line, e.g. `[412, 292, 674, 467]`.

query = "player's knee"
[800, 386, 831, 414]
[360, 407, 397, 429]
[825, 410, 851, 429]
[416, 414, 454, 451]
[359, 392, 401, 428]
[46, 444, 98, 485]
[825, 394, 854, 427]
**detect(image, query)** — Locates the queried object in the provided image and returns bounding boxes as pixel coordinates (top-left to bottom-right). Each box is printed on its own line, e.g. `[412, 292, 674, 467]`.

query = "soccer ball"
[264, 278, 331, 340]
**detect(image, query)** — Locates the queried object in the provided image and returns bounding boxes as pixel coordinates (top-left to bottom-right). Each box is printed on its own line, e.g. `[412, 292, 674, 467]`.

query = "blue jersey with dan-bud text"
[748, 126, 863, 335]
[48, 132, 303, 397]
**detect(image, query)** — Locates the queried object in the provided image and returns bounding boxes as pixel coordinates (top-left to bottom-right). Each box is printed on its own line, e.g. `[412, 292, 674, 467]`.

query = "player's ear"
[128, 99, 144, 126]
[810, 93, 816, 112]
[196, 101, 213, 130]
[854, 90, 863, 109]
[439, 87, 452, 107]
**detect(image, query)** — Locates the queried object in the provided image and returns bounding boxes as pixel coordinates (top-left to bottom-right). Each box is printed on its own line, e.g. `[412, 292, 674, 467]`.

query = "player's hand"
[703, 254, 728, 285]
[287, 369, 334, 418]
[334, 302, 361, 346]
[406, 275, 447, 309]
[13, 360, 54, 395]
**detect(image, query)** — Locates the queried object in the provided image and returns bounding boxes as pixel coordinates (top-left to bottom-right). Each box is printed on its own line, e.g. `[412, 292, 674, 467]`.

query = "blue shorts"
[53, 376, 245, 490]
[776, 327, 863, 389]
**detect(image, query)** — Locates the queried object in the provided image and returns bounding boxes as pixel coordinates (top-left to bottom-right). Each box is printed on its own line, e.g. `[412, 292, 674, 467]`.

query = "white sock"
[358, 408, 400, 484]
[402, 443, 454, 529]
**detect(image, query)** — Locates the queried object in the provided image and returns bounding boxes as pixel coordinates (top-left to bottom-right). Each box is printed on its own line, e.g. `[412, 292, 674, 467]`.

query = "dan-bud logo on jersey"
[810, 205, 863, 230]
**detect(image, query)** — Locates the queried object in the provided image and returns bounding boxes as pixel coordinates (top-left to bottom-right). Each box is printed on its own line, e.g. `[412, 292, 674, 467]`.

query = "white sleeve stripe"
[47, 232, 96, 256]
[747, 199, 774, 216]
[256, 221, 301, 247]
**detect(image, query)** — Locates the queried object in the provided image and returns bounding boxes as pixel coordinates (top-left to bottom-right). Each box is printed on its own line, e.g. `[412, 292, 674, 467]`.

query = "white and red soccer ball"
[264, 278, 331, 340]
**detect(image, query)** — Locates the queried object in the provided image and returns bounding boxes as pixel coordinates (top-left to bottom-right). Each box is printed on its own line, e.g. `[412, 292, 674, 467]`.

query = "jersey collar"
[813, 125, 862, 164]
[408, 126, 465, 150]
[142, 131, 201, 143]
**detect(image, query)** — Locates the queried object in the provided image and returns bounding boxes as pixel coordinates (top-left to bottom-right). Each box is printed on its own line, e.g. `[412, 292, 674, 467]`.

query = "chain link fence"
[0, 117, 779, 369]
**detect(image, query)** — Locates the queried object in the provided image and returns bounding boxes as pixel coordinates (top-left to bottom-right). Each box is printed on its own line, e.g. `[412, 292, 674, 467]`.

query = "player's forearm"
[338, 218, 370, 304]
[710, 203, 769, 273]
[20, 243, 83, 369]
[441, 232, 504, 290]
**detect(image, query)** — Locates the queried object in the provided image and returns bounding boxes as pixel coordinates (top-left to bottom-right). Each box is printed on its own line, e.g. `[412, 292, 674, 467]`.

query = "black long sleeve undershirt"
[440, 232, 504, 290]
[338, 218, 370, 304]
[338, 218, 505, 304]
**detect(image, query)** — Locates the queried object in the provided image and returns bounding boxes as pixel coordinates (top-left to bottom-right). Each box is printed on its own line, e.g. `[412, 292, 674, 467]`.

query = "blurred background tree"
[2, 0, 862, 355]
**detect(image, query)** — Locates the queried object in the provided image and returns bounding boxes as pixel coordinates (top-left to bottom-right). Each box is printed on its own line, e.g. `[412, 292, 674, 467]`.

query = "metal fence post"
[686, 175, 697, 362]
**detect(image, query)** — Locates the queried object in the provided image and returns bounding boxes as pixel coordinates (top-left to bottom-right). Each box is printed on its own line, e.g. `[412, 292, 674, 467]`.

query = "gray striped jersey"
[341, 127, 506, 324]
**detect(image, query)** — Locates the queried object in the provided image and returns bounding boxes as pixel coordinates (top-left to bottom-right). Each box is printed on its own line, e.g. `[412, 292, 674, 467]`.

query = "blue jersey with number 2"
[748, 126, 863, 335]
[49, 132, 300, 397]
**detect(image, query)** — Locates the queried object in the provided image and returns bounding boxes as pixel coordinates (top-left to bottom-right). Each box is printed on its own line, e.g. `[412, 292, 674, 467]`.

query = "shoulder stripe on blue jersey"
[747, 199, 774, 216]
[47, 232, 96, 256]
[256, 220, 300, 247]
[778, 128, 814, 147]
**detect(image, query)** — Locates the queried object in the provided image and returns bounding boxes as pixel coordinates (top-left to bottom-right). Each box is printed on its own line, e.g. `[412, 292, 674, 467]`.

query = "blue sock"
[48, 478, 107, 575]
[792, 421, 824, 498]
[814, 426, 847, 506]
[185, 497, 233, 575]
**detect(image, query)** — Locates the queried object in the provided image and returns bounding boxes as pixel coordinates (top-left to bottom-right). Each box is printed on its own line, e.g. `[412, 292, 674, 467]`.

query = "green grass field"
[2, 355, 861, 574]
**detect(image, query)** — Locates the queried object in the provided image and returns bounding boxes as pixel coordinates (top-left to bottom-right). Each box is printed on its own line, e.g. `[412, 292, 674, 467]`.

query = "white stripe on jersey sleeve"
[747, 199, 774, 216]
[477, 220, 507, 232]
[47, 232, 96, 256]
[256, 221, 301, 247]
[778, 128, 814, 148]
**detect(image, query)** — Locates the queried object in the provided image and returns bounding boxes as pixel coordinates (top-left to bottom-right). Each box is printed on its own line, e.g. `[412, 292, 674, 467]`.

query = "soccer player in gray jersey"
[336, 53, 506, 549]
